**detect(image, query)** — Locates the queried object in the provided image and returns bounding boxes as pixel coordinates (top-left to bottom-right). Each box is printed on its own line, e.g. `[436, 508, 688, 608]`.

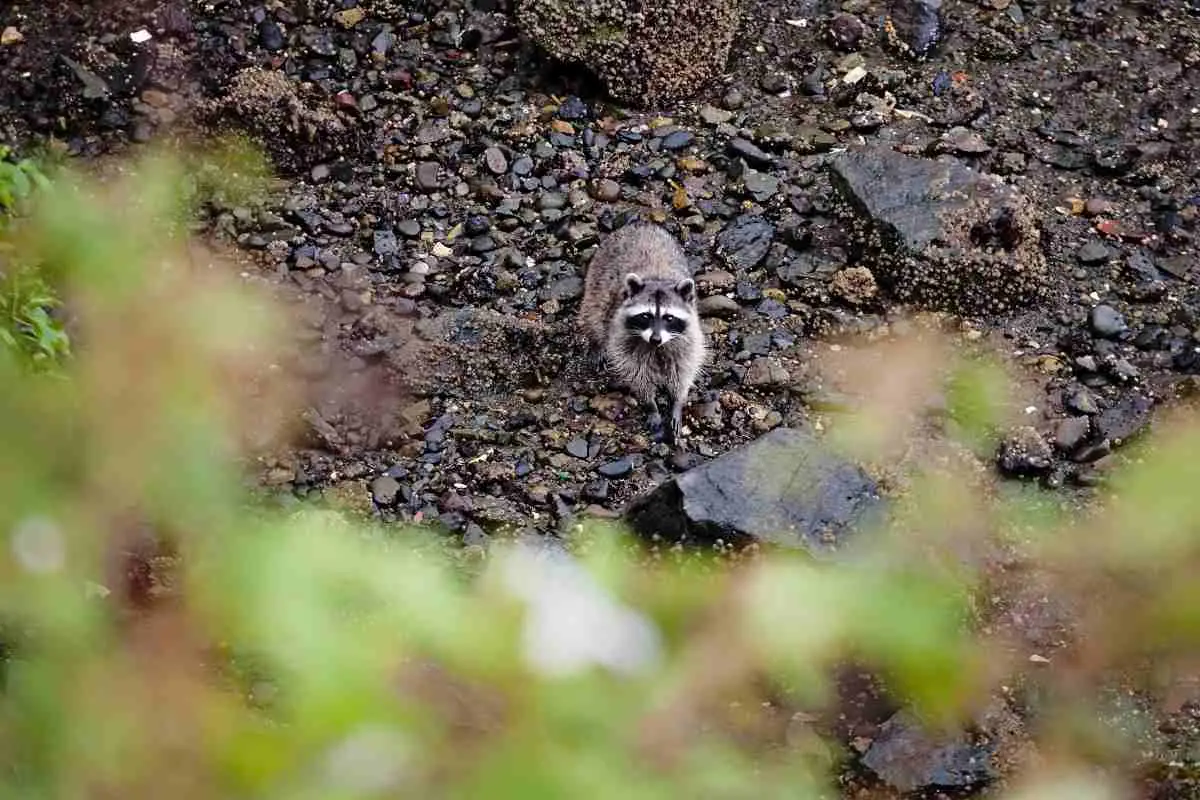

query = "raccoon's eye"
[629, 313, 654, 327]
[663, 314, 686, 334]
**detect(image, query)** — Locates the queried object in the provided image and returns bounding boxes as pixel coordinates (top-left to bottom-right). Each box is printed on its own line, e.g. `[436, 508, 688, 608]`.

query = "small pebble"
[1090, 304, 1127, 338]
[259, 19, 285, 51]
[484, 147, 508, 175]
[760, 72, 789, 94]
[698, 295, 741, 318]
[373, 229, 398, 256]
[661, 130, 695, 151]
[591, 179, 621, 202]
[699, 105, 733, 125]
[598, 457, 634, 479]
[1078, 241, 1112, 264]
[415, 162, 442, 191]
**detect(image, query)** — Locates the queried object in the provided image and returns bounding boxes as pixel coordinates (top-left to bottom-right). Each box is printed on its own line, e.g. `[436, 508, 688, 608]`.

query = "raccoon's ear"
[675, 278, 695, 302]
[624, 273, 644, 296]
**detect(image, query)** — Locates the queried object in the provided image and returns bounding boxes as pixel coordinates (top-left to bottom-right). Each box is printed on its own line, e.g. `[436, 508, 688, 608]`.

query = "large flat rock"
[624, 428, 883, 554]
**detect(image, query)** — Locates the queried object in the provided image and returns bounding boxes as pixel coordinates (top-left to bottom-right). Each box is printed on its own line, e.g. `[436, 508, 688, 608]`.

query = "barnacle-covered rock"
[829, 146, 1049, 316]
[515, 0, 744, 107]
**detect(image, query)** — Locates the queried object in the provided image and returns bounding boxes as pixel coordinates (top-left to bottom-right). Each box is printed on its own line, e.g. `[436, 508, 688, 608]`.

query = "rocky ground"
[3, 0, 1200, 795]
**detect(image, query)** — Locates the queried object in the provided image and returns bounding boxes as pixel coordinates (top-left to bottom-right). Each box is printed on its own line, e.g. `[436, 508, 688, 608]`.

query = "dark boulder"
[624, 428, 883, 554]
[861, 711, 996, 793]
[829, 146, 1048, 315]
[515, 0, 745, 107]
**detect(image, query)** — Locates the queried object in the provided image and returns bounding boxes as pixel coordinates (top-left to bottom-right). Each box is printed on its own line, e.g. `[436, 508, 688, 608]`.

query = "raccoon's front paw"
[666, 412, 684, 446]
[647, 411, 666, 442]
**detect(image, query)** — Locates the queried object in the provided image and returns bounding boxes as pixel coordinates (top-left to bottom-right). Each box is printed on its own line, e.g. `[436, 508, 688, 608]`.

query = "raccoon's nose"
[649, 329, 665, 345]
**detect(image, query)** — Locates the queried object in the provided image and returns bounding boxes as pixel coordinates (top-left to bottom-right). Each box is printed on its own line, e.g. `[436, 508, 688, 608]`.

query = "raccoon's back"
[578, 224, 690, 344]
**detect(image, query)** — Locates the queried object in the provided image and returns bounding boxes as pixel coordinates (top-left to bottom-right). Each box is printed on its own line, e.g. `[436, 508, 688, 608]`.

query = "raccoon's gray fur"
[578, 223, 707, 443]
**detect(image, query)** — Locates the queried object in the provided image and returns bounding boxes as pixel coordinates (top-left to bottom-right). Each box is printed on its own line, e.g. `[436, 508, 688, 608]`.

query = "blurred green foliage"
[0, 146, 51, 213]
[180, 134, 279, 211]
[944, 352, 1011, 456]
[0, 146, 1197, 800]
[0, 146, 70, 370]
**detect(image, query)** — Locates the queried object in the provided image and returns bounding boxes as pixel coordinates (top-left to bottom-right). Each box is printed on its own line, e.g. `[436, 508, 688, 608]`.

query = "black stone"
[557, 96, 589, 121]
[259, 19, 286, 52]
[582, 479, 610, 502]
[1095, 393, 1153, 446]
[862, 712, 996, 793]
[625, 164, 653, 184]
[624, 428, 883, 554]
[832, 148, 1011, 254]
[373, 229, 398, 257]
[1077, 240, 1112, 265]
[759, 297, 790, 319]
[727, 138, 775, 168]
[1055, 417, 1091, 453]
[760, 72, 789, 93]
[717, 215, 776, 271]
[598, 457, 635, 479]
[415, 162, 442, 191]
[547, 275, 583, 301]
[661, 130, 695, 151]
[1065, 387, 1100, 415]
[886, 0, 944, 59]
[292, 209, 323, 235]
[372, 30, 395, 55]
[828, 13, 869, 51]
[464, 215, 490, 236]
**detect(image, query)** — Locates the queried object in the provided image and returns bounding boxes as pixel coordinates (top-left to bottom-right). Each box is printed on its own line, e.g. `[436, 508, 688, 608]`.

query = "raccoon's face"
[620, 273, 696, 347]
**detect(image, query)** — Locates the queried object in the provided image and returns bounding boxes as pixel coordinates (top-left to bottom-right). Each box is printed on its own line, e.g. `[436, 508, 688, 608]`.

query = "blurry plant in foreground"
[0, 145, 69, 369]
[0, 147, 1196, 800]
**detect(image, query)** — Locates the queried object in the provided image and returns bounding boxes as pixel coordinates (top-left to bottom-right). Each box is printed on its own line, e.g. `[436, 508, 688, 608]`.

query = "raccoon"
[578, 223, 707, 444]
